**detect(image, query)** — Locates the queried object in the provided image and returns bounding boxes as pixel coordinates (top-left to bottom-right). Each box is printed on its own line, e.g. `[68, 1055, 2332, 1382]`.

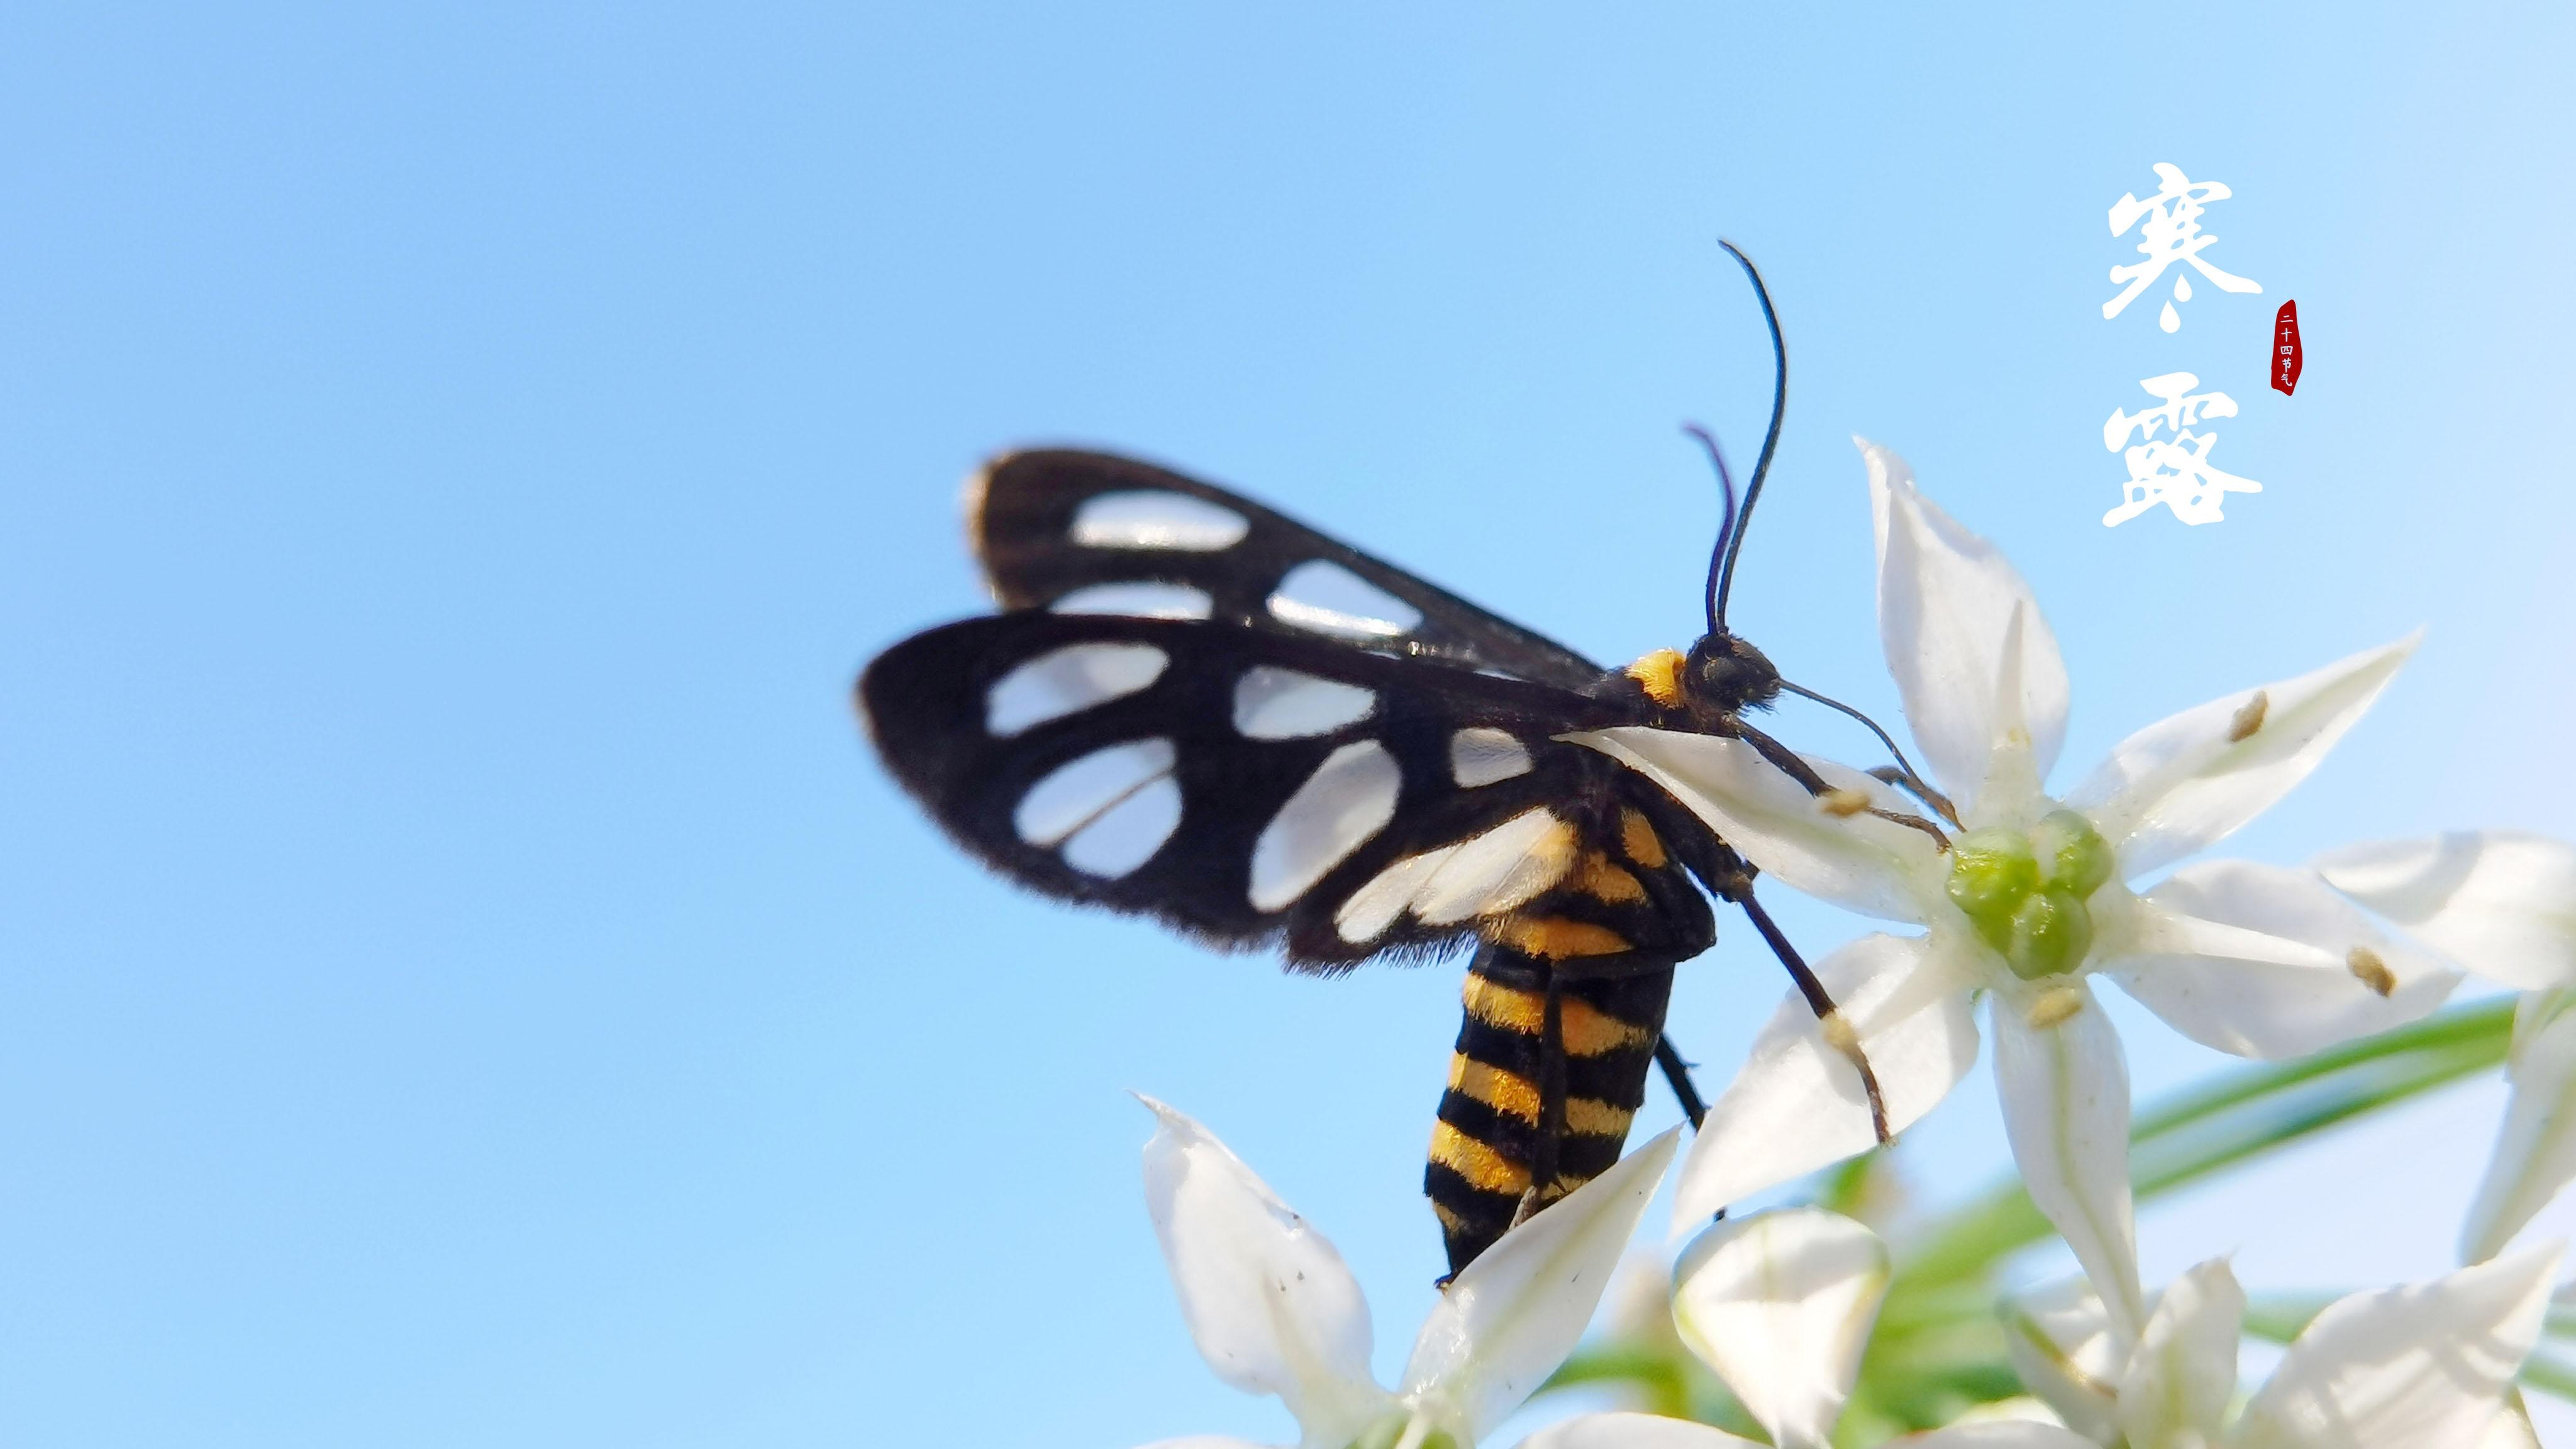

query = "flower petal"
[1517, 1412, 1765, 1449]
[2225, 1243, 2562, 1449]
[1401, 1130, 1680, 1441]
[1669, 1208, 1890, 1449]
[1670, 934, 1981, 1231]
[1998, 1275, 2121, 1443]
[2116, 1258, 2245, 1449]
[1572, 728, 1940, 921]
[1991, 984, 2148, 1345]
[2462, 990, 2576, 1263]
[1863, 438, 2070, 806]
[1897, 1425, 2103, 1448]
[2105, 862, 2459, 1060]
[2066, 634, 2418, 877]
[1140, 1097, 1392, 1445]
[2476, 1403, 2542, 1449]
[2312, 833, 2576, 992]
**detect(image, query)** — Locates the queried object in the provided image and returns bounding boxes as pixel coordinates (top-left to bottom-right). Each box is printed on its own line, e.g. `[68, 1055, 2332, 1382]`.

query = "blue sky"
[3, 4, 2573, 1445]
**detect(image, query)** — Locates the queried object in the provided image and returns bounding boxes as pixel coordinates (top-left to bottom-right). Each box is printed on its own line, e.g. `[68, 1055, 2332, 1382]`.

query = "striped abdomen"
[1425, 944, 1675, 1274]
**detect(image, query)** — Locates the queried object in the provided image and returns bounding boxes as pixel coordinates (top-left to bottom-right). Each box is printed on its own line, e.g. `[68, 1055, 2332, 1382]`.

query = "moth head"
[1680, 630, 1781, 721]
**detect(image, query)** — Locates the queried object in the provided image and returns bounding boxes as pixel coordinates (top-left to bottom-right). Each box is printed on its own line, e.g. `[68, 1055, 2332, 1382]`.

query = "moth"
[859, 250, 1923, 1272]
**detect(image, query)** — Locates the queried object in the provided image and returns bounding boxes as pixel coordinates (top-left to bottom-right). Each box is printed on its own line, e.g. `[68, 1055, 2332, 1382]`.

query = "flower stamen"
[2025, 986, 2086, 1030]
[1819, 787, 1870, 818]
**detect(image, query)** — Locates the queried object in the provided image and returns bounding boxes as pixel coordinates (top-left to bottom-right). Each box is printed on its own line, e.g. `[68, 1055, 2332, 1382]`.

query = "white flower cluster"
[1128, 443, 2576, 1448]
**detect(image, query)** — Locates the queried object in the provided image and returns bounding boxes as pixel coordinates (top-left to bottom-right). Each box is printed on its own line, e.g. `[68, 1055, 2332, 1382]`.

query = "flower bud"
[2002, 885, 2096, 981]
[1946, 828, 2039, 918]
[2033, 809, 2116, 899]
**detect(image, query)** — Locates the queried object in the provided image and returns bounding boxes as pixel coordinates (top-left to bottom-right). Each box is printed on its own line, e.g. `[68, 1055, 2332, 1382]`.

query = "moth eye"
[1050, 582, 1215, 621]
[1267, 560, 1424, 640]
[1248, 740, 1401, 911]
[1232, 667, 1377, 740]
[985, 643, 1169, 736]
[1070, 491, 1251, 551]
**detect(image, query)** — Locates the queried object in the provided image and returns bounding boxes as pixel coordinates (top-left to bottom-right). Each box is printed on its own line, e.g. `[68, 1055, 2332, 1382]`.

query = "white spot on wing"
[985, 643, 1169, 736]
[1267, 560, 1424, 640]
[1014, 738, 1178, 850]
[1233, 667, 1375, 740]
[1331, 807, 1570, 941]
[1413, 808, 1568, 925]
[1336, 844, 1459, 943]
[1061, 775, 1181, 877]
[1449, 727, 1533, 787]
[1050, 582, 1214, 621]
[1072, 491, 1251, 551]
[1248, 740, 1400, 912]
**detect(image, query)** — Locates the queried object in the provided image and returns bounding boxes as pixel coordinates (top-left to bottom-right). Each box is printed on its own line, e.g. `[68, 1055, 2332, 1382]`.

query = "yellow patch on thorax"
[1624, 648, 1687, 708]
[1429, 1120, 1530, 1194]
[1619, 808, 1667, 869]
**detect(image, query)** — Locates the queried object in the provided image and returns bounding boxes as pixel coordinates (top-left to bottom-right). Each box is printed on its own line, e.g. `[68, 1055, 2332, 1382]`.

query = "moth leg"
[1508, 974, 1570, 1231]
[1735, 884, 1892, 1145]
[1653, 1034, 1709, 1130]
[1736, 720, 1948, 848]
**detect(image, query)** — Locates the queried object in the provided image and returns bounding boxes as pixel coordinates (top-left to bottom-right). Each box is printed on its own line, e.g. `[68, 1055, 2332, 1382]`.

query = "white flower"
[1524, 1209, 2090, 1449]
[2314, 831, 2576, 1261]
[1668, 1208, 1889, 1449]
[1135, 1096, 1679, 1449]
[2002, 1245, 2562, 1448]
[1576, 442, 2446, 1341]
[2313, 832, 2576, 992]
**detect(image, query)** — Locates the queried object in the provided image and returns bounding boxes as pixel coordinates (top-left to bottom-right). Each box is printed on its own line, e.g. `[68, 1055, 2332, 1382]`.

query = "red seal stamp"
[2272, 301, 2302, 396]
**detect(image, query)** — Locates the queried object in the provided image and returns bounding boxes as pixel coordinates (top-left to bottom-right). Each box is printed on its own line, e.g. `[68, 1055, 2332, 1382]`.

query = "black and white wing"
[969, 449, 1606, 691]
[859, 612, 1710, 972]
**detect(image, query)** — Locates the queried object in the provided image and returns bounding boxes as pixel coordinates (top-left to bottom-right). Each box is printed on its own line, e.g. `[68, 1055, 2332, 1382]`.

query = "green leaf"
[1533, 999, 2524, 1435]
[1899, 997, 2512, 1287]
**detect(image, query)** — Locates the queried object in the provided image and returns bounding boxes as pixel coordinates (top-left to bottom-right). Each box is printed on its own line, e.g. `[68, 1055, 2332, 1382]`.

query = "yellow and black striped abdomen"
[1426, 944, 1675, 1274]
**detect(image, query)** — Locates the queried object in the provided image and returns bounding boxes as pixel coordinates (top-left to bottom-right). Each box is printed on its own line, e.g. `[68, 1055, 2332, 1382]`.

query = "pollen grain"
[2346, 945, 2397, 997]
[2228, 691, 2270, 742]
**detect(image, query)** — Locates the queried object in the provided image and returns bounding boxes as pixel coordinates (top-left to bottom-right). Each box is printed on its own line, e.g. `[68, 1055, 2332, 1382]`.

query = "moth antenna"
[1711, 240, 1787, 632]
[1775, 679, 1957, 827]
[1682, 423, 1737, 636]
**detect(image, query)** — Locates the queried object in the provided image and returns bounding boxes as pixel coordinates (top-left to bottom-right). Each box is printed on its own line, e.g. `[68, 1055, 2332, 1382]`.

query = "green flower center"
[1943, 810, 2116, 981]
